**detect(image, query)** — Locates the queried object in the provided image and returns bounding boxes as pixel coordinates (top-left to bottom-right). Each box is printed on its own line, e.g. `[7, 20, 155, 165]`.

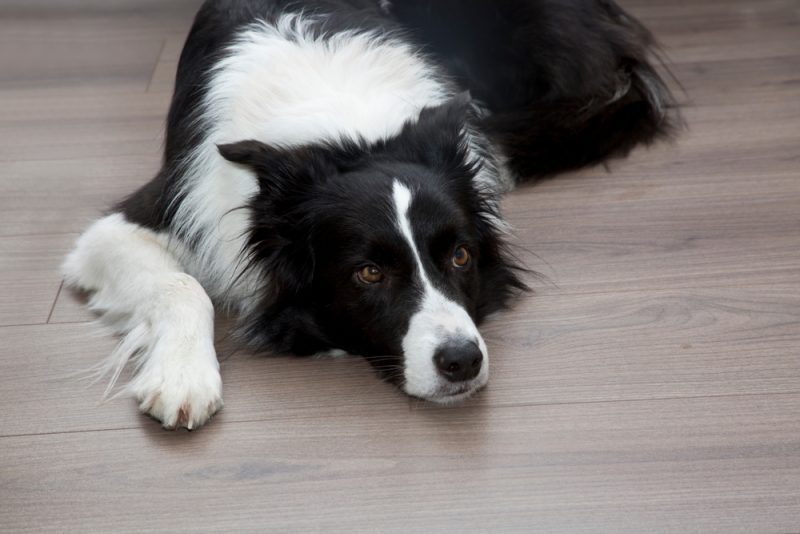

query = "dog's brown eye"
[357, 265, 384, 284]
[452, 246, 471, 268]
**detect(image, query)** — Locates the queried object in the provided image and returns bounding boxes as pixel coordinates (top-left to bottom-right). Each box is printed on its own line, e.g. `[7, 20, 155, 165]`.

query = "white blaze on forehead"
[391, 181, 488, 400]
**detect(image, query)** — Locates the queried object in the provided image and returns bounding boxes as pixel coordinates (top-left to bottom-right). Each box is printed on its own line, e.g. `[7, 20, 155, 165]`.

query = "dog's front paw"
[134, 365, 223, 430]
[130, 336, 223, 430]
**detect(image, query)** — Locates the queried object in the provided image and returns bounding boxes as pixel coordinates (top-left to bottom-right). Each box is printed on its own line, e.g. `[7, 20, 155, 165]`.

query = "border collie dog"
[63, 0, 677, 429]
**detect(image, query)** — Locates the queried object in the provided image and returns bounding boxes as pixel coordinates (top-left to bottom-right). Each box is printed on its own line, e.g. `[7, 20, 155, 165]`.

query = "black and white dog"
[63, 0, 677, 429]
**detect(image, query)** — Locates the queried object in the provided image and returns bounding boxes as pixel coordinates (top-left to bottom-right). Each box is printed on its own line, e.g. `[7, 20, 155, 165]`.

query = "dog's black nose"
[434, 341, 483, 383]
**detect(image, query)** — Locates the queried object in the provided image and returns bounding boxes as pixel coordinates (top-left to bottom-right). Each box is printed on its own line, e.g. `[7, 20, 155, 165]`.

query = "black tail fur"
[390, 0, 681, 179]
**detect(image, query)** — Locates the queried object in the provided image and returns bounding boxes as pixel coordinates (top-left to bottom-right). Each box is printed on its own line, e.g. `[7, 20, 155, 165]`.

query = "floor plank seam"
[46, 279, 64, 324]
[146, 38, 168, 93]
[479, 390, 800, 411]
[0, 319, 91, 329]
[0, 425, 143, 440]
[523, 275, 800, 298]
[0, 232, 80, 239]
[3, 390, 798, 441]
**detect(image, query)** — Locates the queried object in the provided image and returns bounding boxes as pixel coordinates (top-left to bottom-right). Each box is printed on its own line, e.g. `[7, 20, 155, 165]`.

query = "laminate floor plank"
[47, 286, 96, 325]
[0, 13, 181, 91]
[8, 283, 800, 435]
[2, 394, 798, 533]
[0, 234, 75, 327]
[0, 156, 159, 237]
[0, 322, 406, 437]
[475, 285, 800, 407]
[0, 104, 167, 163]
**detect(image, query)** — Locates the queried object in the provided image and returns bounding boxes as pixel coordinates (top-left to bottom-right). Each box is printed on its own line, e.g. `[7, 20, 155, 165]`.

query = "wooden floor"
[1, 0, 799, 532]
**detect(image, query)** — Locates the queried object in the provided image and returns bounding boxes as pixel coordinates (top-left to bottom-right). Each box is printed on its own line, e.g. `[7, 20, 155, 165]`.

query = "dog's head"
[219, 98, 526, 403]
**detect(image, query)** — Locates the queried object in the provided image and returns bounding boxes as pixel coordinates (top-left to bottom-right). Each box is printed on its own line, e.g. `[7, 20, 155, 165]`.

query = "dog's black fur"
[65, 0, 679, 421]
[391, 0, 678, 177]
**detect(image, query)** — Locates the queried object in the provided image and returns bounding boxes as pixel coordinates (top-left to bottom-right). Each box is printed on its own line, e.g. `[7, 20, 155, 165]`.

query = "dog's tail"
[390, 0, 682, 180]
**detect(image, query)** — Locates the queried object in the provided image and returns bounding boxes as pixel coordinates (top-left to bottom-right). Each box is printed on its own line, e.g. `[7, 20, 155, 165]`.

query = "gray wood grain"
[0, 156, 160, 236]
[0, 235, 74, 326]
[1, 0, 799, 531]
[3, 395, 799, 533]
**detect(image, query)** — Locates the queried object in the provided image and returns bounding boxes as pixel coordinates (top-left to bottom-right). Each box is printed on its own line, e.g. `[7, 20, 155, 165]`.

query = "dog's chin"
[405, 375, 488, 405]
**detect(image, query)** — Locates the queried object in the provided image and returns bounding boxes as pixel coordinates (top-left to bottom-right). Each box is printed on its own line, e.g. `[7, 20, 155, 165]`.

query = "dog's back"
[121, 0, 678, 249]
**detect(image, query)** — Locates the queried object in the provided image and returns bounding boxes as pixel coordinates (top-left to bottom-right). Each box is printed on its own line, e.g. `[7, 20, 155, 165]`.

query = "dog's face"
[309, 165, 493, 402]
[219, 101, 524, 402]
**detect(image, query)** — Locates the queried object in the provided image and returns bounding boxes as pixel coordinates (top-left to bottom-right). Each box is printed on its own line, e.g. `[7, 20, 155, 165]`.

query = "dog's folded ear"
[218, 140, 370, 190]
[219, 140, 327, 189]
[217, 140, 275, 169]
[218, 140, 365, 198]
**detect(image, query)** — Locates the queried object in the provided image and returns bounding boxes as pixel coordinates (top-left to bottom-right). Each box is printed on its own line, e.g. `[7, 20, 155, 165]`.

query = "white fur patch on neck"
[391, 181, 488, 401]
[210, 14, 450, 147]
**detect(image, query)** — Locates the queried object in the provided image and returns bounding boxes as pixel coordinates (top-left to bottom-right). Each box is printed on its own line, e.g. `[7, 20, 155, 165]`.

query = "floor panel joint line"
[46, 279, 64, 324]
[146, 39, 168, 93]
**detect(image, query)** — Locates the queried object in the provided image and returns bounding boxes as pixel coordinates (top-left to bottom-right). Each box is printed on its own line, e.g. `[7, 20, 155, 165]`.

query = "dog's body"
[64, 0, 676, 428]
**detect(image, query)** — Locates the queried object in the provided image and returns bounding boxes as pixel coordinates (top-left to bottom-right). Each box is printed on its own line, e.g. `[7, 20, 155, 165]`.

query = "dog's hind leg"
[62, 213, 222, 429]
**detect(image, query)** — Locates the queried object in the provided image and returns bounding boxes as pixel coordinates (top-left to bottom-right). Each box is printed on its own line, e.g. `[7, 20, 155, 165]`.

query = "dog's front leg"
[63, 213, 223, 429]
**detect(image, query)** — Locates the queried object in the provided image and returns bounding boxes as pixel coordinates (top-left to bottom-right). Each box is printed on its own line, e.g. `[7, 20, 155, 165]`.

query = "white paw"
[129, 335, 223, 430]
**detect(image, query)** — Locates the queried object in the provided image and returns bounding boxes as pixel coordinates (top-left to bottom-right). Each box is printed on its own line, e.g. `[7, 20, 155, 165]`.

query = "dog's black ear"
[218, 140, 332, 195]
[217, 139, 271, 168]
[219, 139, 368, 195]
